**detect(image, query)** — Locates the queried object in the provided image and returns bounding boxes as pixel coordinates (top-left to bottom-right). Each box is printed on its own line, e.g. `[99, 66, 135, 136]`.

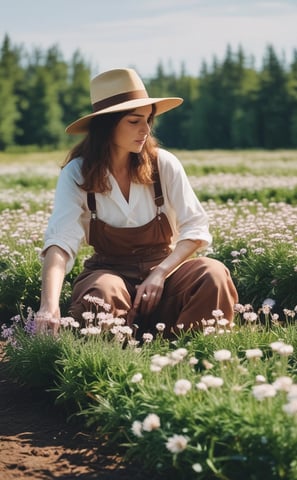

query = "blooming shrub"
[2, 150, 297, 478]
[2, 298, 297, 479]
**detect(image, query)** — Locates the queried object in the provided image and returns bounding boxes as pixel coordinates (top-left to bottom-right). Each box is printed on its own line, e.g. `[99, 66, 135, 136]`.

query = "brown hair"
[63, 106, 158, 193]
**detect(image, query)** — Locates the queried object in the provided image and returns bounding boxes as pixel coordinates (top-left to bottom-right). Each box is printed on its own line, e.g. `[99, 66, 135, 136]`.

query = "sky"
[1, 0, 297, 78]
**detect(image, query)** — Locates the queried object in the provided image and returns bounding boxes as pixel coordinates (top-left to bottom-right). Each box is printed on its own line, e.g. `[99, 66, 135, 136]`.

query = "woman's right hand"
[37, 245, 69, 334]
[35, 308, 61, 334]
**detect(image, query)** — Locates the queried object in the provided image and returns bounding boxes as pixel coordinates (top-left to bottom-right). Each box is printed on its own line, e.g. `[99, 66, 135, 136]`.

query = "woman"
[39, 68, 238, 338]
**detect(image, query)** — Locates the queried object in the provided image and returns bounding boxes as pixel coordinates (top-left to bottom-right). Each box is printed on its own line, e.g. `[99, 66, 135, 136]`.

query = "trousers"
[69, 255, 238, 338]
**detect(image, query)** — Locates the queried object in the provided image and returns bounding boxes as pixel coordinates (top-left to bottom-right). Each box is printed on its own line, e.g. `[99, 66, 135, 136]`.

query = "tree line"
[1, 34, 297, 150]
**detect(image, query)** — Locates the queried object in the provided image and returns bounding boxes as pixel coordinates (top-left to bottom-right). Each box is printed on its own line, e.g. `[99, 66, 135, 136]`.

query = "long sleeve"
[158, 149, 212, 250]
[42, 159, 87, 273]
[41, 150, 212, 274]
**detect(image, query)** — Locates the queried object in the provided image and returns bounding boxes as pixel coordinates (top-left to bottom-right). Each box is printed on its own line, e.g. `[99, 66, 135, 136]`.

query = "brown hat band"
[92, 89, 148, 112]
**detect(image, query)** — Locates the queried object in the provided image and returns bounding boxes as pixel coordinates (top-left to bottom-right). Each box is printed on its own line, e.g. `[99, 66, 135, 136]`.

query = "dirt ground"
[0, 342, 151, 480]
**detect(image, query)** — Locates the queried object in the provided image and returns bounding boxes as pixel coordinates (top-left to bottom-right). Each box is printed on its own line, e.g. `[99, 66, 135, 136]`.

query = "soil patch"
[0, 342, 150, 480]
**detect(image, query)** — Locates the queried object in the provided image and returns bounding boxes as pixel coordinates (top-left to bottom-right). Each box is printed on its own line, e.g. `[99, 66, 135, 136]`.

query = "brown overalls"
[70, 166, 238, 338]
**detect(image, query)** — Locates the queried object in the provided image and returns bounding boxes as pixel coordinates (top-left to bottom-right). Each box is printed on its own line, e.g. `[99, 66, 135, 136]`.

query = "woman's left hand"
[133, 266, 166, 315]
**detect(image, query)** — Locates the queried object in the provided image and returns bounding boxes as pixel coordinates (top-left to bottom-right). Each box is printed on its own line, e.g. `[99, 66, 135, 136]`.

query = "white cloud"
[1, 0, 297, 76]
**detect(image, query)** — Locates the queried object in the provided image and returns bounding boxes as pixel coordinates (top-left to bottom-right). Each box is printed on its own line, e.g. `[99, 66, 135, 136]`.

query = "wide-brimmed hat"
[65, 68, 183, 134]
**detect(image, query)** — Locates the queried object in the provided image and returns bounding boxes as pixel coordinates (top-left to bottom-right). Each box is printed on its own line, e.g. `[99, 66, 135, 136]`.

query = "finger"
[140, 292, 160, 315]
[133, 290, 145, 311]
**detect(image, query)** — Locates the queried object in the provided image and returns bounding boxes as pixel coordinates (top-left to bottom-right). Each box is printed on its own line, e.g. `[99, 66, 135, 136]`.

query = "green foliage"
[3, 327, 66, 388]
[231, 245, 297, 312]
[208, 228, 297, 313]
[195, 186, 297, 205]
[0, 245, 85, 321]
[2, 36, 297, 150]
[0, 174, 57, 190]
[0, 77, 20, 149]
[1, 148, 297, 477]
[3, 319, 297, 479]
[0, 248, 43, 320]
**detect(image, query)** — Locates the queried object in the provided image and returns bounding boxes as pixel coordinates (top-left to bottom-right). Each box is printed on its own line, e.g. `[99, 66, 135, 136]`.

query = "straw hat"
[65, 68, 183, 134]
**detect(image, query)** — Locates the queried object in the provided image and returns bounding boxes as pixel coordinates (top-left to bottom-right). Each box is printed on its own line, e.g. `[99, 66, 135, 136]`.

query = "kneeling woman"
[39, 68, 238, 338]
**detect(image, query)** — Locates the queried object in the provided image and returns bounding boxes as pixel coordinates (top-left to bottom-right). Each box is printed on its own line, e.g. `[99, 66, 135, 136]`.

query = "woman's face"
[111, 105, 153, 156]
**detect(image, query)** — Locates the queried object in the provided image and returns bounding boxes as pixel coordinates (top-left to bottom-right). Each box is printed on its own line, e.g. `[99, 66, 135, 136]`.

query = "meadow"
[1, 149, 297, 479]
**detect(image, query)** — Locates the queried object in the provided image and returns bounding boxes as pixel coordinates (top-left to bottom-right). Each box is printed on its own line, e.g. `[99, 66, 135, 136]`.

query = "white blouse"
[42, 148, 212, 273]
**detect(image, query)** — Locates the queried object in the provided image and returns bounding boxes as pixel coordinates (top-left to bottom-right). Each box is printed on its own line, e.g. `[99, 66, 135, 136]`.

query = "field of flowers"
[1, 149, 297, 479]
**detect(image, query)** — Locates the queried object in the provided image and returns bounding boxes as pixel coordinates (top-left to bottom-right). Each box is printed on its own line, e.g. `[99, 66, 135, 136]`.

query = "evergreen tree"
[0, 34, 23, 149]
[257, 45, 290, 148]
[230, 48, 260, 148]
[63, 50, 91, 132]
[21, 66, 64, 147]
[190, 56, 223, 148]
[0, 78, 20, 149]
[288, 49, 297, 147]
[1, 34, 297, 149]
[153, 63, 199, 148]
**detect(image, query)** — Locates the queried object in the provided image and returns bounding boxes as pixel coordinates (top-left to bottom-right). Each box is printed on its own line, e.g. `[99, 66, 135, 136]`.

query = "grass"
[3, 311, 297, 479]
[1, 148, 297, 479]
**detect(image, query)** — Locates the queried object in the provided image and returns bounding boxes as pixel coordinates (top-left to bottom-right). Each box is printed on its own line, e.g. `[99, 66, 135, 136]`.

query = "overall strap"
[87, 192, 97, 219]
[152, 161, 164, 207]
[86, 161, 164, 215]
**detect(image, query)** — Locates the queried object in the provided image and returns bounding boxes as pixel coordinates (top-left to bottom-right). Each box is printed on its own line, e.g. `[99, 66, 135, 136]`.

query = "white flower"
[234, 303, 245, 313]
[272, 376, 293, 392]
[214, 349, 232, 362]
[170, 348, 188, 361]
[81, 311, 95, 321]
[189, 356, 199, 366]
[232, 385, 242, 392]
[113, 317, 126, 325]
[200, 375, 224, 388]
[174, 379, 192, 395]
[270, 341, 285, 352]
[255, 375, 266, 384]
[151, 354, 171, 369]
[60, 316, 78, 327]
[166, 434, 188, 453]
[278, 344, 294, 356]
[150, 364, 162, 373]
[202, 359, 214, 370]
[252, 384, 277, 401]
[206, 318, 216, 326]
[155, 322, 166, 331]
[142, 413, 161, 432]
[283, 400, 297, 415]
[80, 326, 101, 335]
[262, 298, 275, 308]
[203, 326, 216, 336]
[115, 325, 133, 336]
[142, 332, 153, 343]
[196, 381, 208, 391]
[131, 420, 143, 437]
[217, 318, 229, 327]
[243, 312, 258, 323]
[245, 348, 263, 359]
[192, 463, 203, 473]
[83, 294, 105, 306]
[131, 373, 143, 384]
[127, 339, 140, 348]
[287, 385, 297, 401]
[212, 309, 224, 319]
[71, 320, 80, 328]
